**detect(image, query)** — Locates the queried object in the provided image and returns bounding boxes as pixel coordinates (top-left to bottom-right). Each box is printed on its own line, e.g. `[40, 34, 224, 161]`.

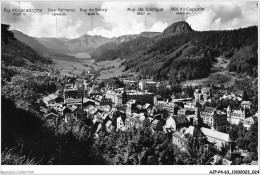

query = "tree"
[245, 119, 258, 154]
[234, 157, 243, 165]
[2, 74, 39, 103]
[98, 81, 105, 88]
[242, 90, 249, 101]
[228, 125, 239, 141]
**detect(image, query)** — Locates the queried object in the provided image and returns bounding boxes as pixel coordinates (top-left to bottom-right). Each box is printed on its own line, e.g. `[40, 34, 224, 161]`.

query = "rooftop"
[241, 101, 252, 105]
[200, 127, 234, 142]
[64, 88, 78, 92]
[184, 126, 204, 137]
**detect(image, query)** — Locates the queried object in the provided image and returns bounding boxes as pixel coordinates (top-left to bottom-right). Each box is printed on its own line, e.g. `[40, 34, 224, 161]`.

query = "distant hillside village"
[40, 74, 258, 165]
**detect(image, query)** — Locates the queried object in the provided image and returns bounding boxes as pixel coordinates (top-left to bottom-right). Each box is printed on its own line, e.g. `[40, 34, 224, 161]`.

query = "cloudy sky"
[1, 1, 258, 39]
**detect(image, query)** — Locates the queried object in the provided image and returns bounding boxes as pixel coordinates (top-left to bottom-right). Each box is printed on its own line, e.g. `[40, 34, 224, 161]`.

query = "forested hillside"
[91, 21, 258, 83]
[1, 24, 52, 71]
[91, 36, 154, 62]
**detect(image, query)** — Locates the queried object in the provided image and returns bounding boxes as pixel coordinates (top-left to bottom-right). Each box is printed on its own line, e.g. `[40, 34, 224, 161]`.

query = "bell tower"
[194, 104, 203, 127]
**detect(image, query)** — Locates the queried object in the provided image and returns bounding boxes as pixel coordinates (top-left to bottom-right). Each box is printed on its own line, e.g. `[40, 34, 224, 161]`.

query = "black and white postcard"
[1, 0, 259, 174]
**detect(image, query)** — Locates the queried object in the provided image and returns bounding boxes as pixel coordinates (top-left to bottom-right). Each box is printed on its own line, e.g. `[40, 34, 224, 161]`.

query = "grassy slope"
[181, 57, 236, 87]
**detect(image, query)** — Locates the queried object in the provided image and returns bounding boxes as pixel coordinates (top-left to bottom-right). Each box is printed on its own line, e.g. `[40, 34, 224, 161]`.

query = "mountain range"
[91, 21, 258, 82]
[12, 29, 161, 60]
[4, 21, 258, 83]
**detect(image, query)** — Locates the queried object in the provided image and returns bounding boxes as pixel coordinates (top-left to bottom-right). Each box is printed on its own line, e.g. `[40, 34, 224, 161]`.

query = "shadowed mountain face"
[12, 30, 86, 62]
[12, 30, 57, 55]
[2, 24, 52, 70]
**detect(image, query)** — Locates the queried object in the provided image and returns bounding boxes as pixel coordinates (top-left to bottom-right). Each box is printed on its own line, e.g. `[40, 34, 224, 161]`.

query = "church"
[172, 106, 234, 151]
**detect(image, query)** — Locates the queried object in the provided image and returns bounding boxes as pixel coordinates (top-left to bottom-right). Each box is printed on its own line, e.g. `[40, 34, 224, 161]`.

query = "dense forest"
[91, 21, 258, 83]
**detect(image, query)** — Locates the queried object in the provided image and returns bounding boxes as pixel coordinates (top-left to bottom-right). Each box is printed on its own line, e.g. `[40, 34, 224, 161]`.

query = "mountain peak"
[163, 21, 193, 36]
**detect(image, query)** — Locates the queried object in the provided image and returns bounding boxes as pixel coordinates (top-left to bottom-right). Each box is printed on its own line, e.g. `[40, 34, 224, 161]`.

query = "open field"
[181, 57, 236, 87]
[68, 52, 91, 59]
[95, 58, 138, 80]
[52, 58, 138, 80]
[52, 59, 91, 76]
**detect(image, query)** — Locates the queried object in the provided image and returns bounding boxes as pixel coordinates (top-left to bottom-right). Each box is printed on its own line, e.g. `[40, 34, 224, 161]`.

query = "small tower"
[227, 105, 232, 123]
[194, 104, 203, 127]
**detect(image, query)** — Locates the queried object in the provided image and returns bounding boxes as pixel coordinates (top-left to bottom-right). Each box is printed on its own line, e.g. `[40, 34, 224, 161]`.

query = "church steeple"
[194, 103, 203, 127]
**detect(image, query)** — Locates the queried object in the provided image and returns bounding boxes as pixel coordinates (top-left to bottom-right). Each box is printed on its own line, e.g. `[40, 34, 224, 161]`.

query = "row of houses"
[105, 89, 154, 106]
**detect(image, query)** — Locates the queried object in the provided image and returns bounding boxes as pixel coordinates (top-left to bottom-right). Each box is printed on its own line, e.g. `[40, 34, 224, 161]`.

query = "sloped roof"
[184, 126, 204, 137]
[43, 94, 59, 102]
[43, 97, 51, 102]
[200, 127, 234, 142]
[102, 113, 109, 120]
[96, 123, 102, 133]
[49, 94, 58, 99]
[222, 158, 234, 165]
[40, 107, 48, 113]
[142, 103, 151, 109]
[201, 107, 215, 113]
[165, 116, 176, 129]
[105, 120, 112, 127]
[62, 107, 71, 114]
[45, 112, 58, 119]
[241, 101, 252, 105]
[152, 119, 159, 125]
